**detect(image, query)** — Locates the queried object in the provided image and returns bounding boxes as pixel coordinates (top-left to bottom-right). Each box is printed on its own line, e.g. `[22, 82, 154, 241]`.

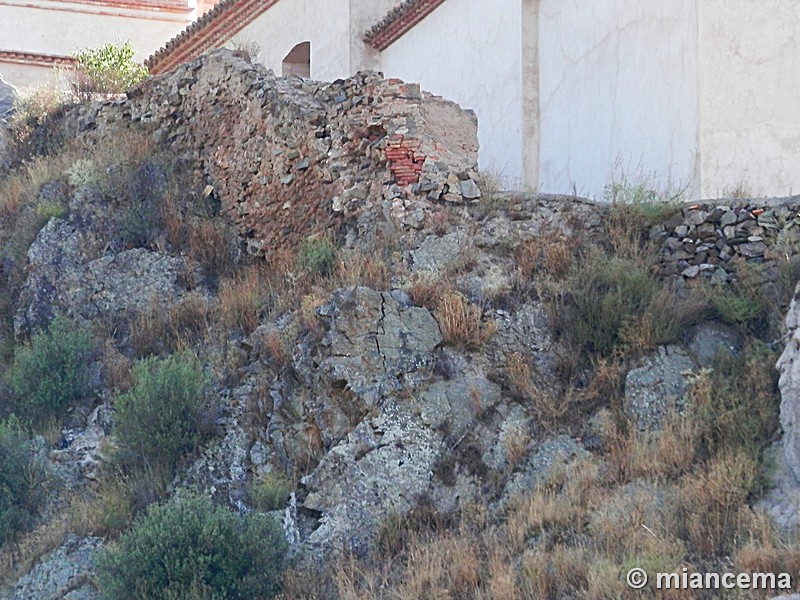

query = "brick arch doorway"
[282, 41, 310, 78]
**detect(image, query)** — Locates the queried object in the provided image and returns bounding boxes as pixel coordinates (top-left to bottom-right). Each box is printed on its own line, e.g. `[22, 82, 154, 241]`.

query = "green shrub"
[96, 492, 287, 600]
[249, 472, 292, 512]
[563, 256, 658, 356]
[705, 286, 765, 326]
[297, 238, 336, 277]
[7, 317, 94, 423]
[0, 415, 47, 546]
[691, 343, 779, 464]
[112, 352, 213, 476]
[72, 41, 148, 97]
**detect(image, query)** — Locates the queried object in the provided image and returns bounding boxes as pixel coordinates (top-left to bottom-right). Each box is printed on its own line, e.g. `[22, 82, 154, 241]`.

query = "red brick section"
[146, 0, 278, 74]
[364, 0, 447, 52]
[386, 136, 425, 186]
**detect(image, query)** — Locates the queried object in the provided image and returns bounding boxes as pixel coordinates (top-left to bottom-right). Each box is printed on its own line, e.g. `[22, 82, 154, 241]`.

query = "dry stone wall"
[71, 50, 479, 257]
[652, 199, 800, 284]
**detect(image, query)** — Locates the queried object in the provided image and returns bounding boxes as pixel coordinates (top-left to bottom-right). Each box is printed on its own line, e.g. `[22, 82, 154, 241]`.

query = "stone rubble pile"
[651, 200, 800, 283]
[66, 50, 479, 257]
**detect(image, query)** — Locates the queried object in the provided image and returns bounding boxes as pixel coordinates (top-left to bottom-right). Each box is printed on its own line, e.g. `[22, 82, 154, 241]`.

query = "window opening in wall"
[282, 41, 310, 78]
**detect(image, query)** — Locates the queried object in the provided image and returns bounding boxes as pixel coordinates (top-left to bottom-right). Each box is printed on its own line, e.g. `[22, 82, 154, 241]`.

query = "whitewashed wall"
[228, 0, 351, 82]
[380, 0, 525, 187]
[538, 0, 699, 200]
[698, 0, 800, 198]
[0, 62, 55, 90]
[0, 0, 189, 87]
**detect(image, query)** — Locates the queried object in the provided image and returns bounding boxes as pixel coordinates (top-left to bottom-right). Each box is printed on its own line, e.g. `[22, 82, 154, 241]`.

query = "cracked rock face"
[301, 397, 443, 559]
[262, 287, 443, 476]
[316, 286, 442, 404]
[240, 285, 512, 559]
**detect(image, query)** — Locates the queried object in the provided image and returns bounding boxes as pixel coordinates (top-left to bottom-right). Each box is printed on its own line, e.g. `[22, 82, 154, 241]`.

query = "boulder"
[315, 286, 442, 405]
[624, 345, 698, 431]
[300, 396, 443, 559]
[15, 218, 188, 337]
[501, 435, 588, 503]
[686, 321, 742, 367]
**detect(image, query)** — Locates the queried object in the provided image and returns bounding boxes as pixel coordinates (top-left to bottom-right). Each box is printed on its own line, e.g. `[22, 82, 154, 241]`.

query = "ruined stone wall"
[74, 50, 480, 257]
[652, 199, 800, 285]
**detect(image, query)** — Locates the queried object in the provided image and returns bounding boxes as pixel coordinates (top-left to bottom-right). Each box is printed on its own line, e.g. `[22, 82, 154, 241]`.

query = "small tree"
[72, 41, 148, 98]
[111, 352, 213, 476]
[96, 492, 287, 599]
[7, 317, 95, 423]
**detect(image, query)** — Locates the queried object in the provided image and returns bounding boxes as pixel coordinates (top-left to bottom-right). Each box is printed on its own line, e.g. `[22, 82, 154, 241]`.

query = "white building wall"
[0, 0, 191, 89]
[0, 2, 189, 61]
[0, 62, 56, 90]
[348, 0, 400, 72]
[380, 0, 525, 187]
[227, 0, 351, 83]
[697, 0, 800, 198]
[538, 0, 699, 200]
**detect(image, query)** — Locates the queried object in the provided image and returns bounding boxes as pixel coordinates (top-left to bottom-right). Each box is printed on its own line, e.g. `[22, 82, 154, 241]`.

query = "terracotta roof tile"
[146, 0, 277, 74]
[364, 0, 446, 52]
[0, 50, 77, 67]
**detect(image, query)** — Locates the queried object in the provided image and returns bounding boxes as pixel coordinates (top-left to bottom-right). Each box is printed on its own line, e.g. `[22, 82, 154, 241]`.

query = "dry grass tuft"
[678, 451, 758, 557]
[507, 352, 572, 427]
[187, 221, 236, 280]
[515, 231, 575, 281]
[435, 291, 497, 351]
[130, 293, 209, 356]
[599, 410, 698, 485]
[334, 249, 390, 290]
[406, 273, 449, 311]
[217, 265, 274, 334]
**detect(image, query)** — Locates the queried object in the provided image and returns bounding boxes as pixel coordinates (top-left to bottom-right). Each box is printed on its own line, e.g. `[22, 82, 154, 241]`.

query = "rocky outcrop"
[4, 535, 102, 600]
[624, 345, 698, 431]
[779, 282, 800, 483]
[15, 217, 188, 338]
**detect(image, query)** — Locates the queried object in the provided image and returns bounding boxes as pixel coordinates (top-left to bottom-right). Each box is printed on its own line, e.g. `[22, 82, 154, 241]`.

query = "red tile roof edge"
[0, 50, 77, 68]
[364, 0, 446, 52]
[146, 0, 277, 74]
[49, 0, 192, 14]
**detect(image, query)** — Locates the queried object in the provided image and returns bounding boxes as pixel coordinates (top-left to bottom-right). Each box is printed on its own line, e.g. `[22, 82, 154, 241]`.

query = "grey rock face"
[5, 535, 102, 600]
[502, 435, 588, 503]
[316, 286, 442, 405]
[686, 321, 742, 368]
[301, 397, 443, 558]
[411, 231, 468, 274]
[247, 285, 513, 559]
[624, 345, 698, 431]
[778, 283, 800, 483]
[0, 74, 16, 121]
[15, 217, 187, 337]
